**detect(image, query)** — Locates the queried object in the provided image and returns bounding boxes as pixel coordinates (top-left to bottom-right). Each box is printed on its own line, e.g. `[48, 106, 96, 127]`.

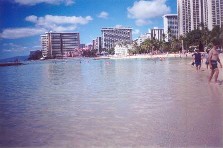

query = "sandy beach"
[104, 52, 223, 61]
[109, 53, 188, 60]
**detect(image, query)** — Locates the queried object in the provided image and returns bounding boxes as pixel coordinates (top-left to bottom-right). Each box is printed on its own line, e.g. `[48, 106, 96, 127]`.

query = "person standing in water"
[208, 40, 222, 83]
[204, 49, 210, 69]
[192, 48, 202, 70]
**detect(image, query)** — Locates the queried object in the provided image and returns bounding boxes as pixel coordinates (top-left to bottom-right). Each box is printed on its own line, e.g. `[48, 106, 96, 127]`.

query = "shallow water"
[0, 58, 223, 147]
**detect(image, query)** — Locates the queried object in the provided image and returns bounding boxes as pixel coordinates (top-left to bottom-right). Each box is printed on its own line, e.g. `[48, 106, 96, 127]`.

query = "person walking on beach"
[192, 48, 202, 70]
[208, 41, 222, 83]
[204, 49, 210, 69]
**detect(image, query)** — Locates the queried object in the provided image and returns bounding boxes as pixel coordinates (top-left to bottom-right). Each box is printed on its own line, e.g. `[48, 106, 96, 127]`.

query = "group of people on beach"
[192, 40, 222, 84]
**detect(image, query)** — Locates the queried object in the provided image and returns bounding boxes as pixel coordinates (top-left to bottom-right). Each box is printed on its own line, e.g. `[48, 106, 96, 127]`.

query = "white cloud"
[98, 11, 109, 19]
[3, 43, 18, 47]
[25, 15, 92, 32]
[128, 0, 170, 26]
[114, 25, 124, 28]
[0, 14, 93, 39]
[49, 25, 77, 32]
[0, 28, 47, 39]
[2, 44, 28, 52]
[2, 42, 41, 53]
[26, 15, 93, 25]
[14, 0, 75, 6]
[25, 15, 38, 23]
[135, 19, 149, 26]
[3, 49, 13, 52]
[33, 45, 41, 48]
[65, 0, 74, 5]
[132, 29, 140, 35]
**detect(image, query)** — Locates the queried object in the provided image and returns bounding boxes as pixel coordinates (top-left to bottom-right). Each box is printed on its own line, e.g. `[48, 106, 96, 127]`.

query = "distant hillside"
[0, 55, 28, 63]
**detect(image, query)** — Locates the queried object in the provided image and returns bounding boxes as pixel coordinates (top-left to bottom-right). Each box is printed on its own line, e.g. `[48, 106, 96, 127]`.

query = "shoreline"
[0, 62, 24, 67]
[108, 53, 192, 60]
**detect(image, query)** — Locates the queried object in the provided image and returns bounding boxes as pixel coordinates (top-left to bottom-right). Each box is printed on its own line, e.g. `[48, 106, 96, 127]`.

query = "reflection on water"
[0, 58, 223, 147]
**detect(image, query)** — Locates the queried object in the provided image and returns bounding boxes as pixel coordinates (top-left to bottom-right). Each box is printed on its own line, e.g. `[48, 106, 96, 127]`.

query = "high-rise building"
[92, 39, 95, 50]
[178, 0, 223, 36]
[207, 0, 223, 30]
[178, 0, 198, 35]
[101, 27, 132, 50]
[41, 34, 49, 57]
[93, 37, 102, 53]
[163, 14, 178, 41]
[150, 27, 165, 41]
[41, 32, 80, 58]
[79, 44, 86, 49]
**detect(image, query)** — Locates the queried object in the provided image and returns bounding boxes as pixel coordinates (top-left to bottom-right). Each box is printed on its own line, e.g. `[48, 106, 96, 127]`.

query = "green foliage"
[108, 48, 115, 55]
[133, 37, 181, 54]
[170, 38, 182, 52]
[184, 29, 202, 46]
[28, 50, 42, 60]
[82, 49, 97, 57]
[184, 25, 223, 48]
[162, 42, 171, 52]
[132, 25, 223, 54]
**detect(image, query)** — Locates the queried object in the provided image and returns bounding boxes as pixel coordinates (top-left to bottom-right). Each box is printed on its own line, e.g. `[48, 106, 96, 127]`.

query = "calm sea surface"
[0, 58, 223, 147]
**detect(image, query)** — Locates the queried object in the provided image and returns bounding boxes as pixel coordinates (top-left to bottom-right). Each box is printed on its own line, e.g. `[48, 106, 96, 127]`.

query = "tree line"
[130, 25, 223, 54]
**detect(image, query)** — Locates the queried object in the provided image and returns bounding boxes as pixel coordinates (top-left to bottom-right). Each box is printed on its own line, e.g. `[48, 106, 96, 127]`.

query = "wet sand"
[110, 53, 185, 60]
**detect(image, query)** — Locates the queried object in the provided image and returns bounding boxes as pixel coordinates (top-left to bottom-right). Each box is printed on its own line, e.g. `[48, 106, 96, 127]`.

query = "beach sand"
[109, 53, 187, 60]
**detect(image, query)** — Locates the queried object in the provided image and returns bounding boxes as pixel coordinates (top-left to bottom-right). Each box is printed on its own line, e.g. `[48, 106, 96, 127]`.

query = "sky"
[0, 0, 177, 59]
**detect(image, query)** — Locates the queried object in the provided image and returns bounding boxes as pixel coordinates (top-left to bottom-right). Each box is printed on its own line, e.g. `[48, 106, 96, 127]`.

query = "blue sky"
[0, 0, 177, 59]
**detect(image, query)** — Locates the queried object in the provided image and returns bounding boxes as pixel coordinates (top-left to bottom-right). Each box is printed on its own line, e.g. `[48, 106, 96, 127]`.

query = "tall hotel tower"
[207, 0, 223, 30]
[163, 14, 178, 41]
[41, 32, 80, 58]
[101, 27, 132, 50]
[178, 0, 223, 36]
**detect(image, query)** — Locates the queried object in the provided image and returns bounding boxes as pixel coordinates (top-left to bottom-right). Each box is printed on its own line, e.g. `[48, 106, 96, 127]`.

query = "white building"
[178, 0, 193, 35]
[163, 14, 178, 41]
[150, 27, 164, 41]
[207, 0, 223, 30]
[136, 33, 151, 45]
[101, 27, 132, 50]
[114, 42, 133, 56]
[41, 34, 49, 57]
[178, 0, 223, 36]
[41, 32, 80, 58]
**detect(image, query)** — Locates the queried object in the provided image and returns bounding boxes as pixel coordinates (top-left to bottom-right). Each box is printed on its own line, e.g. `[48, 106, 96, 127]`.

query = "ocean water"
[0, 58, 223, 147]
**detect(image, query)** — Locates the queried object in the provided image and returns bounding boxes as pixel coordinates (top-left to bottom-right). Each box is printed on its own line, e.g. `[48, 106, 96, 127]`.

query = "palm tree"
[184, 29, 201, 48]
[131, 40, 139, 55]
[167, 27, 172, 42]
[208, 25, 222, 48]
[159, 39, 167, 53]
[143, 39, 153, 53]
[201, 27, 210, 47]
[162, 42, 171, 52]
[210, 25, 221, 41]
[171, 37, 181, 52]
